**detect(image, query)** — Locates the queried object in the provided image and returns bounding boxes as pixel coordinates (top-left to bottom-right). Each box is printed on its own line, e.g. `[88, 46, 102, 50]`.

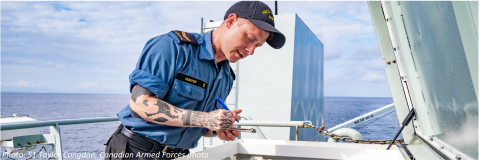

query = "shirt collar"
[200, 30, 232, 77]
[200, 30, 215, 60]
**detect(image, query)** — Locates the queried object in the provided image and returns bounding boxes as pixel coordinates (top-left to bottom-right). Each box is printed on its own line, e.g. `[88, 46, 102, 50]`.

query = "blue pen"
[216, 97, 239, 123]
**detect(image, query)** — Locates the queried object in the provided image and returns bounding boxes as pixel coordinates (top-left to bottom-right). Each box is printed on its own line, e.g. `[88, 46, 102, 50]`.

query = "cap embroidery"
[262, 9, 271, 15]
[262, 9, 273, 21]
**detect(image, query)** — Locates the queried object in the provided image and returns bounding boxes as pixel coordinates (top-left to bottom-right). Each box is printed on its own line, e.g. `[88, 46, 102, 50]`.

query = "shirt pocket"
[174, 80, 205, 101]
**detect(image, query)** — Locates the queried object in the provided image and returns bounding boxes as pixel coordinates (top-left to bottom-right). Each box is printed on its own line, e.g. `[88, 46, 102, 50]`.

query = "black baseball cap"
[224, 1, 286, 49]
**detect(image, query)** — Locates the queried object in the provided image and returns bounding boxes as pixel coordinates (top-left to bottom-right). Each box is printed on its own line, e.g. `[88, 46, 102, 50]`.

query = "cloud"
[364, 60, 386, 71]
[278, 1, 375, 61]
[324, 46, 345, 60]
[80, 82, 97, 87]
[349, 45, 382, 61]
[1, 1, 390, 97]
[2, 1, 235, 75]
[79, 82, 118, 89]
[2, 80, 44, 87]
[323, 42, 386, 85]
[361, 73, 387, 82]
[325, 73, 350, 83]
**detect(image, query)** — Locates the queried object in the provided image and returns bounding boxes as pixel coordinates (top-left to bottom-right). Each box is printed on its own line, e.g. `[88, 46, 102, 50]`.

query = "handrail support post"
[50, 123, 63, 160]
[296, 125, 299, 141]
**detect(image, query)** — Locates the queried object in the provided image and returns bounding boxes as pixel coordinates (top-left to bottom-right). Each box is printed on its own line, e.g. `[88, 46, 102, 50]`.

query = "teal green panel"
[368, 1, 395, 61]
[452, 1, 478, 97]
[384, 64, 416, 144]
[469, 1, 478, 31]
[369, 1, 418, 144]
[399, 1, 478, 159]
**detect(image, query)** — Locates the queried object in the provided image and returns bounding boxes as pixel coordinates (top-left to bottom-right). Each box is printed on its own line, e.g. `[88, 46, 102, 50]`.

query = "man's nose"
[246, 44, 256, 55]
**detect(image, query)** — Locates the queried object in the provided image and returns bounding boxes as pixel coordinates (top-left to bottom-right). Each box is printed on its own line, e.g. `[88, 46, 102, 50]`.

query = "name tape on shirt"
[176, 73, 207, 89]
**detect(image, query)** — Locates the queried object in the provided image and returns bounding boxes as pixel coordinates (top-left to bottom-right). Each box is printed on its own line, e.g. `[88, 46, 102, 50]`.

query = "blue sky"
[1, 1, 392, 97]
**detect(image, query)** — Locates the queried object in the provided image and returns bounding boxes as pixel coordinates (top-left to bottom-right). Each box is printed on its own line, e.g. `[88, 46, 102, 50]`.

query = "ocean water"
[1, 93, 401, 160]
[1, 93, 127, 160]
[323, 97, 402, 141]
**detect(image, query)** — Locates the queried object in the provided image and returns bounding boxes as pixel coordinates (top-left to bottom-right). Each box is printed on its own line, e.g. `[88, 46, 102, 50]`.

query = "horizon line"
[1, 91, 392, 98]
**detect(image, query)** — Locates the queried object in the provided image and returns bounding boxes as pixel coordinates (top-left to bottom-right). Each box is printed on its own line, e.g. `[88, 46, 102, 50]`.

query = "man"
[104, 1, 285, 160]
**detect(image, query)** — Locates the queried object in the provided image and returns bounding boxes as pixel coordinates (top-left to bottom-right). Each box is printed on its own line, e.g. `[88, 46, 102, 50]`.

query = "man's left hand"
[216, 125, 240, 141]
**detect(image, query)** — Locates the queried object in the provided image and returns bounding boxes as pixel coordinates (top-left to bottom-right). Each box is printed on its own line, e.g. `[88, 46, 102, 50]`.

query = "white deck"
[184, 139, 405, 160]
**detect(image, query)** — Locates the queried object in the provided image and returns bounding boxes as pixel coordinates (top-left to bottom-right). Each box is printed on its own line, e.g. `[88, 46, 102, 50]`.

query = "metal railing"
[1, 117, 311, 160]
[239, 115, 266, 139]
[1, 117, 119, 131]
[1, 117, 120, 160]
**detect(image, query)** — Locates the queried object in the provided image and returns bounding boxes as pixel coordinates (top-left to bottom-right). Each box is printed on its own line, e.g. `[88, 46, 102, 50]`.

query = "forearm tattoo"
[154, 117, 168, 122]
[130, 85, 155, 118]
[190, 111, 216, 127]
[143, 100, 149, 107]
[130, 84, 182, 121]
[183, 111, 234, 130]
[183, 111, 192, 126]
[130, 84, 203, 126]
[145, 99, 179, 119]
[174, 107, 184, 113]
[130, 106, 142, 118]
[131, 84, 154, 103]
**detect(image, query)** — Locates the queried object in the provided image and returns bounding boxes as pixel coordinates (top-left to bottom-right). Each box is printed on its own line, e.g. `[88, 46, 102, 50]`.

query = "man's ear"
[225, 13, 238, 29]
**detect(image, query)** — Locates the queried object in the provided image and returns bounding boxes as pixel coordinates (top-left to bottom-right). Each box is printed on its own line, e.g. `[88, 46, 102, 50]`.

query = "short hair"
[220, 17, 249, 28]
[220, 17, 272, 39]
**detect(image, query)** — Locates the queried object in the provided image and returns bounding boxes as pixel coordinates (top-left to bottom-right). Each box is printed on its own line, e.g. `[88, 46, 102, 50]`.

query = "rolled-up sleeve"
[129, 35, 182, 100]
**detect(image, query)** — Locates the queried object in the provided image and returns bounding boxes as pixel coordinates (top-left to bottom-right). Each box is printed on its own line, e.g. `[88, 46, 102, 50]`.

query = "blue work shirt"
[117, 30, 235, 149]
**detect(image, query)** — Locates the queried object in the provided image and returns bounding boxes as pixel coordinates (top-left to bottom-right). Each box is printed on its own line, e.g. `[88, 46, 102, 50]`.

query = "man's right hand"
[216, 109, 242, 141]
[201, 109, 241, 131]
